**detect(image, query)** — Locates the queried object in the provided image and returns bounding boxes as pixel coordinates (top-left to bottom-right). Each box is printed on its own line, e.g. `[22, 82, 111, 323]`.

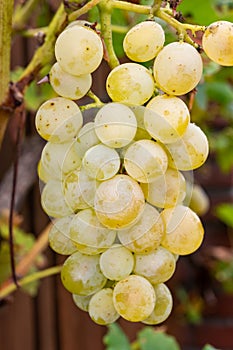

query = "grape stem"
[0, 265, 62, 300]
[80, 90, 104, 111]
[98, 0, 120, 69]
[68, 0, 103, 21]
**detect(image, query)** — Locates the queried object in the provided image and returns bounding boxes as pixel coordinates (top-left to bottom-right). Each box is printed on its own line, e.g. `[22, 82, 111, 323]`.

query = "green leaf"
[177, 0, 219, 24]
[103, 324, 131, 350]
[215, 203, 233, 228]
[205, 81, 233, 106]
[137, 328, 181, 350]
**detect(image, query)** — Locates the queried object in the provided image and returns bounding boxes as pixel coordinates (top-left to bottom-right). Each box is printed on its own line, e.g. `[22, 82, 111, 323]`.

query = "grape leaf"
[137, 328, 181, 350]
[103, 323, 131, 350]
[177, 0, 219, 25]
[202, 345, 221, 350]
[215, 204, 233, 228]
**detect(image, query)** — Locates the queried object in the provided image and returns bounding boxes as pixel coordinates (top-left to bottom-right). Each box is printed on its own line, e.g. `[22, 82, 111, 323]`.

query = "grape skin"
[49, 216, 77, 255]
[94, 174, 145, 229]
[165, 123, 209, 171]
[94, 103, 137, 148]
[55, 25, 103, 75]
[113, 275, 156, 322]
[88, 288, 120, 325]
[124, 139, 168, 183]
[35, 97, 83, 143]
[153, 42, 203, 96]
[140, 168, 186, 208]
[144, 94, 190, 144]
[117, 203, 164, 254]
[202, 21, 233, 66]
[106, 63, 155, 105]
[143, 283, 173, 325]
[49, 62, 92, 100]
[161, 205, 204, 255]
[133, 246, 176, 284]
[61, 251, 107, 295]
[99, 244, 134, 280]
[123, 21, 165, 62]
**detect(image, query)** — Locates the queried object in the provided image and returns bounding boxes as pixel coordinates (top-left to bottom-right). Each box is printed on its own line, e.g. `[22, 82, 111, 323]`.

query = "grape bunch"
[35, 17, 232, 326]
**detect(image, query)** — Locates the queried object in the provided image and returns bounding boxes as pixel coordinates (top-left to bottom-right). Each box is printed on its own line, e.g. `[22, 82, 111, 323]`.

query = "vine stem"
[0, 0, 14, 148]
[13, 0, 40, 32]
[0, 266, 62, 300]
[98, 0, 119, 69]
[68, 0, 102, 21]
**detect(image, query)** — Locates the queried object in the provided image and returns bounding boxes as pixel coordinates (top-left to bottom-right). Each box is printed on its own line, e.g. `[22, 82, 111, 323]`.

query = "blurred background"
[0, 1, 232, 349]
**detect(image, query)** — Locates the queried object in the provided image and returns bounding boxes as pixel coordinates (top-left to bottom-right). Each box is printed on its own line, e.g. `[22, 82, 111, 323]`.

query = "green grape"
[61, 251, 107, 295]
[106, 63, 155, 105]
[82, 144, 120, 181]
[76, 122, 100, 157]
[124, 139, 168, 183]
[133, 246, 176, 284]
[123, 20, 165, 62]
[165, 123, 209, 171]
[41, 140, 82, 180]
[202, 21, 233, 66]
[41, 180, 73, 218]
[153, 42, 203, 95]
[117, 203, 164, 254]
[49, 216, 77, 255]
[140, 168, 186, 208]
[143, 283, 173, 325]
[37, 159, 51, 183]
[144, 94, 190, 143]
[113, 275, 156, 322]
[88, 288, 120, 325]
[94, 103, 137, 148]
[161, 205, 204, 255]
[62, 168, 98, 212]
[186, 183, 210, 216]
[94, 174, 145, 229]
[70, 208, 116, 255]
[55, 24, 103, 75]
[99, 244, 134, 280]
[130, 106, 151, 141]
[49, 62, 92, 100]
[72, 293, 93, 312]
[35, 97, 83, 143]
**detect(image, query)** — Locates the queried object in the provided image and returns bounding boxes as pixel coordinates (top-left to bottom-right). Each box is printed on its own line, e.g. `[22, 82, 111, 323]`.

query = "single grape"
[133, 246, 176, 284]
[70, 208, 116, 255]
[165, 123, 209, 171]
[76, 122, 100, 157]
[63, 168, 98, 212]
[186, 183, 210, 216]
[88, 288, 120, 325]
[99, 244, 134, 280]
[35, 97, 83, 143]
[202, 21, 233, 66]
[61, 251, 107, 295]
[41, 180, 73, 218]
[153, 42, 203, 95]
[144, 94, 190, 143]
[41, 140, 82, 180]
[94, 174, 145, 229]
[49, 62, 92, 100]
[123, 20, 165, 62]
[82, 144, 120, 181]
[106, 63, 155, 105]
[37, 159, 51, 183]
[49, 216, 77, 255]
[142, 283, 173, 325]
[117, 203, 164, 254]
[140, 168, 186, 208]
[55, 25, 103, 75]
[94, 103, 137, 148]
[161, 205, 204, 255]
[72, 293, 93, 312]
[124, 139, 168, 183]
[113, 275, 156, 322]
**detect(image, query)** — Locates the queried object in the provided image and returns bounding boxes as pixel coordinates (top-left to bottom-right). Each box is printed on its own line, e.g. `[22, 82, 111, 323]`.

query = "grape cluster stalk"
[35, 9, 233, 326]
